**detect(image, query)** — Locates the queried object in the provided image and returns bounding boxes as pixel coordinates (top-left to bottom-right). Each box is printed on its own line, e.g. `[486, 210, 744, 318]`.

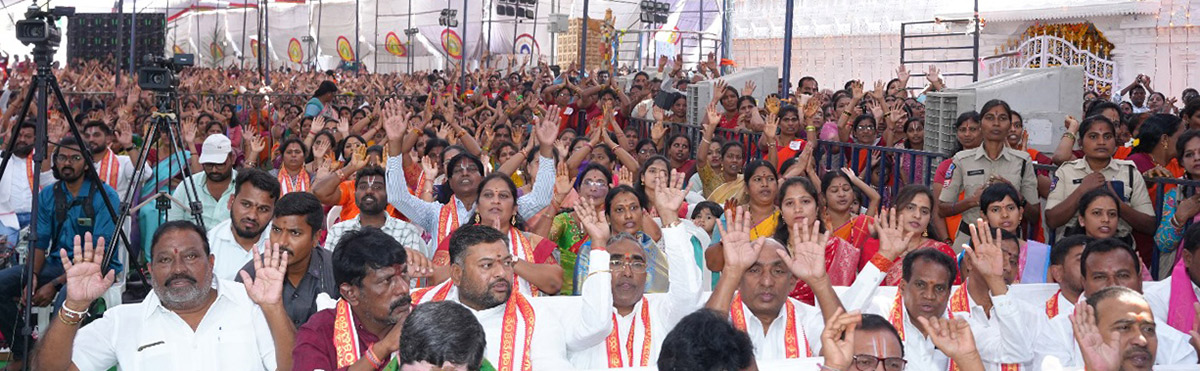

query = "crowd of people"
[0, 49, 1197, 371]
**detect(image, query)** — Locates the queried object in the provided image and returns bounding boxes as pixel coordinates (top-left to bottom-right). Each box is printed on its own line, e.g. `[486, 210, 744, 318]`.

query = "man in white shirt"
[1044, 235, 1092, 320]
[566, 175, 703, 368]
[1033, 238, 1198, 369]
[208, 168, 278, 281]
[1068, 286, 1158, 371]
[409, 224, 573, 370]
[325, 164, 427, 257]
[33, 220, 295, 370]
[1144, 224, 1200, 335]
[0, 122, 52, 245]
[704, 210, 848, 362]
[81, 120, 151, 202]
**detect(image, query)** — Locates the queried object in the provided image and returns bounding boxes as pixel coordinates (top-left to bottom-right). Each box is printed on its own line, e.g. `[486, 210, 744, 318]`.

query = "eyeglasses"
[610, 259, 648, 273]
[55, 154, 83, 163]
[852, 355, 907, 371]
[582, 179, 609, 189]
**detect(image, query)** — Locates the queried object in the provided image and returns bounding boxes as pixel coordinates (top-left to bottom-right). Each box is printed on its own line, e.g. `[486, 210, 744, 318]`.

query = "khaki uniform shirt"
[1045, 158, 1152, 239]
[939, 147, 1040, 247]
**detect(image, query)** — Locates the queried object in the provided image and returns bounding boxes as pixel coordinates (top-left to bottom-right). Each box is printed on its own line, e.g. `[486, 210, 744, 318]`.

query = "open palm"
[575, 198, 611, 244]
[783, 219, 828, 283]
[1070, 301, 1122, 371]
[240, 242, 289, 306]
[653, 170, 688, 216]
[718, 207, 762, 272]
[59, 233, 116, 305]
[965, 220, 1005, 279]
[916, 316, 979, 360]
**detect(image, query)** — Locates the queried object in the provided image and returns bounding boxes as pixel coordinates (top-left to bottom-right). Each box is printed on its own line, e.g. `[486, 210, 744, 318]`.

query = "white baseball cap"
[198, 134, 232, 164]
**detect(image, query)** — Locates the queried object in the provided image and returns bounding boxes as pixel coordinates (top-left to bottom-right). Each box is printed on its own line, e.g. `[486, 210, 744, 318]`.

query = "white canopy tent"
[0, 0, 724, 75]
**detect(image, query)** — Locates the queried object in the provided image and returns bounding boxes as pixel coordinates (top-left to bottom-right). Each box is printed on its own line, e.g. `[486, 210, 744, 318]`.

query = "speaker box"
[68, 13, 166, 71]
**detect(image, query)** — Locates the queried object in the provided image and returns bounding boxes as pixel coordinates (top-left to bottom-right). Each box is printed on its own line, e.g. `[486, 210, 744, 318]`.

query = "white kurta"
[1143, 273, 1199, 327]
[71, 279, 278, 371]
[93, 151, 152, 203]
[566, 224, 705, 368]
[412, 282, 575, 370]
[1032, 295, 1198, 370]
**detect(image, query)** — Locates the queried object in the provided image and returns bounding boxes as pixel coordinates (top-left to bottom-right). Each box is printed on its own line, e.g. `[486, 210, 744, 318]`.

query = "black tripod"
[0, 6, 131, 370]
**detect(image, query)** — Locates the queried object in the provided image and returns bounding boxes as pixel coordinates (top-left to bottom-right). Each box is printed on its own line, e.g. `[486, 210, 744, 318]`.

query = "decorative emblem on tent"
[250, 39, 260, 59]
[288, 38, 303, 63]
[441, 29, 463, 60]
[336, 36, 355, 61]
[385, 32, 407, 57]
[173, 44, 184, 54]
[515, 33, 539, 56]
[209, 42, 224, 60]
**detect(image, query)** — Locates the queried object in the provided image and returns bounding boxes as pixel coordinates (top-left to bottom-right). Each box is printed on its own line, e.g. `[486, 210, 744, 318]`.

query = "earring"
[475, 214, 481, 223]
[922, 230, 928, 237]
[511, 215, 517, 226]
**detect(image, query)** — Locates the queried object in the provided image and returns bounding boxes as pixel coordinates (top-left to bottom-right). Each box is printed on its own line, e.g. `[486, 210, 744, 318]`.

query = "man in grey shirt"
[238, 192, 336, 327]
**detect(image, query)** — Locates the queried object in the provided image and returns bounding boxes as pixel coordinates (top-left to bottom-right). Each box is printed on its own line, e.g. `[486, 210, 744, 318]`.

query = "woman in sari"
[698, 102, 746, 201]
[821, 167, 880, 247]
[547, 163, 612, 295]
[774, 176, 860, 304]
[1155, 129, 1200, 277]
[861, 184, 956, 286]
[637, 155, 691, 219]
[271, 138, 316, 195]
[435, 173, 564, 296]
[573, 185, 668, 293]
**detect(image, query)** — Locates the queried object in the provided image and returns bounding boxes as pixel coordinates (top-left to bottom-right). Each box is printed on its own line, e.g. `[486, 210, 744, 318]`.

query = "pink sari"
[789, 237, 860, 305]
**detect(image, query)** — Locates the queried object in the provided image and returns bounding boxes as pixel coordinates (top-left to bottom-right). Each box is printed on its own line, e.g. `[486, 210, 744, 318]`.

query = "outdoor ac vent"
[923, 66, 1084, 155]
[684, 66, 779, 127]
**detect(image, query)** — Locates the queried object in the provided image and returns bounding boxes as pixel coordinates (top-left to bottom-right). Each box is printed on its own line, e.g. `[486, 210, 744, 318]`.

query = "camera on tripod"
[137, 53, 194, 92]
[15, 6, 73, 49]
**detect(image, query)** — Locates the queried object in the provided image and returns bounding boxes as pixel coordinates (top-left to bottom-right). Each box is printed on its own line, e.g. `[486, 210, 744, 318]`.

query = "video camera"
[15, 6, 74, 51]
[138, 54, 194, 92]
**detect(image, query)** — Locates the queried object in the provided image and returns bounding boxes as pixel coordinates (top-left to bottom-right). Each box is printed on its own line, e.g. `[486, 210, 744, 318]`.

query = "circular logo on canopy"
[288, 38, 303, 63]
[441, 29, 462, 60]
[385, 32, 407, 57]
[336, 36, 355, 61]
[209, 42, 224, 60]
[172, 44, 184, 54]
[515, 33, 539, 56]
[250, 39, 260, 59]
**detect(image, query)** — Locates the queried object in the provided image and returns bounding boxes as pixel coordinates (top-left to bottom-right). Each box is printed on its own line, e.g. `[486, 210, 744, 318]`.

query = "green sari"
[549, 212, 589, 295]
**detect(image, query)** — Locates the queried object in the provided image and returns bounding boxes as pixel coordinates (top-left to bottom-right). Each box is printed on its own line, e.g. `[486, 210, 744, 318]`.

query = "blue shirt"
[37, 178, 122, 272]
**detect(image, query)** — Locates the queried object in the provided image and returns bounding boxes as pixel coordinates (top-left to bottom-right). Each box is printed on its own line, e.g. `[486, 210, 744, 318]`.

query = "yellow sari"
[750, 211, 780, 240]
[708, 175, 744, 204]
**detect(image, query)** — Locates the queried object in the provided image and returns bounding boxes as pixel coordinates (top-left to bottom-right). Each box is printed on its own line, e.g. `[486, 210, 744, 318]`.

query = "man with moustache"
[1043, 235, 1093, 320]
[0, 136, 120, 369]
[0, 122, 53, 250]
[34, 221, 294, 370]
[409, 225, 573, 369]
[324, 165, 427, 257]
[1033, 238, 1198, 369]
[237, 192, 336, 327]
[80, 120, 150, 201]
[1069, 286, 1159, 371]
[169, 133, 236, 230]
[208, 168, 280, 281]
[293, 227, 414, 371]
[566, 172, 704, 368]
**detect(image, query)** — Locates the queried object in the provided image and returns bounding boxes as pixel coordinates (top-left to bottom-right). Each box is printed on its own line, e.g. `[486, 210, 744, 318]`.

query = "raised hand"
[927, 65, 942, 84]
[248, 133, 268, 156]
[964, 218, 1005, 281]
[116, 120, 135, 149]
[781, 219, 830, 283]
[820, 308, 862, 371]
[874, 208, 914, 261]
[763, 113, 778, 143]
[653, 105, 666, 122]
[650, 121, 668, 143]
[181, 117, 197, 144]
[240, 242, 289, 306]
[337, 116, 351, 137]
[534, 106, 561, 147]
[59, 233, 116, 310]
[575, 196, 611, 245]
[718, 207, 765, 273]
[617, 166, 634, 186]
[654, 169, 688, 219]
[420, 156, 439, 179]
[1070, 299, 1122, 371]
[850, 81, 865, 101]
[1064, 115, 1080, 133]
[311, 140, 330, 161]
[705, 101, 721, 133]
[552, 161, 571, 204]
[742, 80, 757, 97]
[896, 65, 911, 86]
[382, 101, 409, 142]
[915, 316, 982, 361]
[310, 115, 327, 134]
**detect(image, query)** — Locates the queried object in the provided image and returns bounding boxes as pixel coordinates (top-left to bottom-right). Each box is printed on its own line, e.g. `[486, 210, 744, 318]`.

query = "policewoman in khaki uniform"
[1045, 115, 1156, 244]
[938, 100, 1041, 249]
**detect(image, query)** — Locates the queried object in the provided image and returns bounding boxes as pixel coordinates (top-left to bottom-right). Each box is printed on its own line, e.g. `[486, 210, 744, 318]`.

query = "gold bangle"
[805, 125, 817, 132]
[58, 309, 83, 326]
[1062, 132, 1077, 141]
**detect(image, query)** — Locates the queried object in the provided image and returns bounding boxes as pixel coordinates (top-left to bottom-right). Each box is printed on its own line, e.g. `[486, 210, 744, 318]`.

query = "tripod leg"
[159, 114, 208, 230]
[47, 76, 132, 276]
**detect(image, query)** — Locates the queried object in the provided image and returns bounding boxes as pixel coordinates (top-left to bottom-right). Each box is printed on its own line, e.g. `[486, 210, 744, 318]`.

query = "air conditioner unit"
[923, 66, 1085, 155]
[685, 66, 779, 127]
